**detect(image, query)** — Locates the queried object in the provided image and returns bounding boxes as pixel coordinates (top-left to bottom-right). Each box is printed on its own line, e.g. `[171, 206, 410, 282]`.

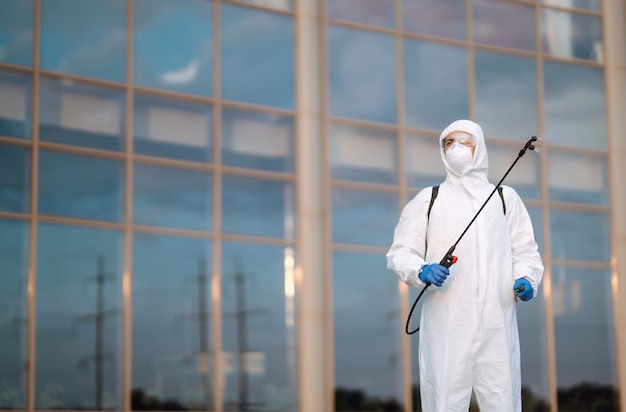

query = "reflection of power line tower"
[227, 258, 267, 411]
[176, 257, 212, 410]
[72, 255, 117, 410]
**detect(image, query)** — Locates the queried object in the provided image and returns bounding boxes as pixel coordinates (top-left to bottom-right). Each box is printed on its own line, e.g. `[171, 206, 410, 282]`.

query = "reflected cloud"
[160, 59, 200, 85]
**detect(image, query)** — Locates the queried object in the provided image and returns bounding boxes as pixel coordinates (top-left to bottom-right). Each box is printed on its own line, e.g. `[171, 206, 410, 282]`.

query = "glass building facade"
[0, 0, 624, 411]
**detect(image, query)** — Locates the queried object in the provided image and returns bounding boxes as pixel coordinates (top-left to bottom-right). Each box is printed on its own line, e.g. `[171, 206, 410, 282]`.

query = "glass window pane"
[542, 0, 600, 11]
[0, 69, 32, 139]
[327, 0, 394, 29]
[38, 151, 124, 222]
[332, 188, 398, 247]
[134, 93, 213, 162]
[0, 144, 30, 213]
[553, 267, 618, 410]
[221, 242, 297, 411]
[550, 209, 610, 262]
[134, 0, 213, 97]
[528, 206, 544, 254]
[403, 40, 468, 131]
[333, 251, 403, 410]
[542, 9, 602, 61]
[548, 150, 608, 205]
[133, 163, 213, 231]
[222, 176, 294, 239]
[39, 77, 126, 151]
[488, 142, 541, 199]
[36, 223, 123, 409]
[41, 0, 126, 82]
[405, 132, 445, 189]
[402, 0, 465, 40]
[517, 281, 551, 409]
[329, 25, 396, 124]
[222, 108, 294, 173]
[0, 0, 33, 66]
[0, 218, 29, 409]
[132, 233, 213, 410]
[543, 62, 606, 149]
[473, 0, 535, 51]
[330, 124, 396, 184]
[475, 51, 538, 140]
[221, 4, 294, 109]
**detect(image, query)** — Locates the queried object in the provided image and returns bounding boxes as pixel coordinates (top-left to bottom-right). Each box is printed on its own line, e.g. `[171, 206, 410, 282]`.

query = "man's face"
[442, 131, 475, 157]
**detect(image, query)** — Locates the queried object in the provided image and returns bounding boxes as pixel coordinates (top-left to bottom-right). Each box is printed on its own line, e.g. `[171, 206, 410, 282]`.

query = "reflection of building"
[0, 1, 626, 411]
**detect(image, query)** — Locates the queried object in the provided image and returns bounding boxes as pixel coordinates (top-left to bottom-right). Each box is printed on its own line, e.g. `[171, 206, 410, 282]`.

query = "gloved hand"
[514, 278, 533, 301]
[419, 264, 449, 287]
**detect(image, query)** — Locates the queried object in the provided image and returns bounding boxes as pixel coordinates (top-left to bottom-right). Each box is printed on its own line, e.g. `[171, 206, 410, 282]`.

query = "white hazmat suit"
[386, 120, 543, 411]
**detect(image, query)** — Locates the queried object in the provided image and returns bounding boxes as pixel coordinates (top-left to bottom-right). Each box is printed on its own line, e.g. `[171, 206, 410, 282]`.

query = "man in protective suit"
[386, 119, 544, 411]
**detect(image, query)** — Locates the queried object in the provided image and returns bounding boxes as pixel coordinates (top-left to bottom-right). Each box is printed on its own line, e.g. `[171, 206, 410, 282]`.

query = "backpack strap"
[427, 185, 439, 220]
[497, 186, 506, 215]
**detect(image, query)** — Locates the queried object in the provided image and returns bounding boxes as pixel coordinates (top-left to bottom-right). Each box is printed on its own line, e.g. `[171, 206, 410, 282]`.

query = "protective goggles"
[442, 133, 475, 151]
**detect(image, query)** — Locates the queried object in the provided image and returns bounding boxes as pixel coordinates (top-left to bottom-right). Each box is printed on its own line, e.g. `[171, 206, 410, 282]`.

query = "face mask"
[446, 142, 473, 175]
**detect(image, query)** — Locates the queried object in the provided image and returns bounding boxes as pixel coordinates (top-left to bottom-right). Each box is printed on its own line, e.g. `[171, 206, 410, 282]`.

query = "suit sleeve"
[386, 189, 432, 288]
[503, 186, 544, 297]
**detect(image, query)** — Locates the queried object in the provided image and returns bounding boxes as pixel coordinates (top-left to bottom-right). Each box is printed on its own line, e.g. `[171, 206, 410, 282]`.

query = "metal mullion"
[133, 85, 216, 105]
[0, 211, 30, 221]
[0, 62, 35, 74]
[0, 136, 33, 146]
[551, 259, 613, 270]
[325, 17, 396, 36]
[27, 0, 41, 410]
[332, 243, 388, 255]
[402, 30, 468, 48]
[133, 154, 217, 172]
[546, 201, 610, 213]
[37, 215, 126, 231]
[329, 116, 398, 132]
[38, 141, 127, 160]
[221, 99, 295, 116]
[122, 0, 134, 410]
[466, 0, 475, 121]
[212, 1, 223, 410]
[38, 69, 127, 90]
[131, 224, 214, 239]
[473, 43, 537, 59]
[534, 1, 557, 409]
[331, 179, 399, 194]
[222, 232, 295, 247]
[220, 166, 295, 181]
[541, 54, 604, 68]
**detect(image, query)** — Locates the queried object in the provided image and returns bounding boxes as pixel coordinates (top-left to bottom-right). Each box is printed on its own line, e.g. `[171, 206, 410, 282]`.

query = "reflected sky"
[0, 0, 33, 66]
[0, 144, 30, 213]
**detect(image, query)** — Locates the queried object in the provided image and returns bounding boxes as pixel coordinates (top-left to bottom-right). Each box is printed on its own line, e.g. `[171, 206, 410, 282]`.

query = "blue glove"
[514, 278, 533, 301]
[419, 264, 449, 287]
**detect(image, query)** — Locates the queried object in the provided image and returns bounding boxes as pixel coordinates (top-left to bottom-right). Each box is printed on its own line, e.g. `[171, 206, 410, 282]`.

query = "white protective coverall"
[386, 120, 543, 412]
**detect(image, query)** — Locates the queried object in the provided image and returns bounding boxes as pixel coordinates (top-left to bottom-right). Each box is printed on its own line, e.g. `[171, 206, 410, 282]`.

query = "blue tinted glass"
[553, 267, 617, 409]
[527, 206, 544, 253]
[36, 223, 123, 409]
[237, 0, 292, 10]
[0, 69, 32, 139]
[330, 124, 396, 184]
[0, 0, 33, 66]
[39, 77, 125, 151]
[134, 93, 213, 162]
[0, 144, 30, 213]
[134, 163, 213, 231]
[222, 108, 294, 173]
[543, 0, 600, 11]
[327, 0, 394, 28]
[132, 233, 213, 410]
[405, 133, 446, 189]
[550, 209, 610, 262]
[221, 4, 294, 109]
[332, 188, 398, 246]
[38, 151, 124, 221]
[329, 25, 396, 124]
[542, 9, 602, 61]
[333, 251, 403, 409]
[548, 151, 608, 205]
[221, 242, 297, 410]
[404, 40, 468, 130]
[134, 0, 213, 96]
[544, 62, 606, 149]
[403, 0, 465, 40]
[222, 176, 294, 239]
[41, 0, 126, 82]
[475, 51, 538, 140]
[488, 142, 541, 199]
[473, 0, 535, 51]
[0, 218, 29, 409]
